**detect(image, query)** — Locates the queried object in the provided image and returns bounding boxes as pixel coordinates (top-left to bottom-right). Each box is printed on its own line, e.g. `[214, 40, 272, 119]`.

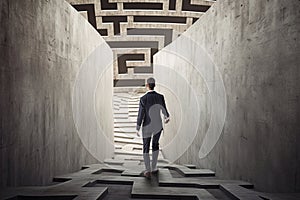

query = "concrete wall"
[0, 0, 114, 187]
[154, 0, 300, 192]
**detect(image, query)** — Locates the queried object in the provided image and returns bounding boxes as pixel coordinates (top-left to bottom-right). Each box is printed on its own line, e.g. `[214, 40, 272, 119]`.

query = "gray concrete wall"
[154, 0, 300, 192]
[0, 0, 114, 187]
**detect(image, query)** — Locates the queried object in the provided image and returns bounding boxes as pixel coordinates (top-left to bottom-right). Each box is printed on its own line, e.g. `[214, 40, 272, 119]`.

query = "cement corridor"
[0, 91, 298, 200]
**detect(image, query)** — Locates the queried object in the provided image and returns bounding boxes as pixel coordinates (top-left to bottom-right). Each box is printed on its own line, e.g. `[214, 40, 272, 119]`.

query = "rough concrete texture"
[0, 0, 114, 187]
[154, 0, 300, 192]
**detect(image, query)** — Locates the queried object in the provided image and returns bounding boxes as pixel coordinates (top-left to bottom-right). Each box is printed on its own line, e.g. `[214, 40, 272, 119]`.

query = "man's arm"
[136, 98, 145, 135]
[161, 95, 170, 123]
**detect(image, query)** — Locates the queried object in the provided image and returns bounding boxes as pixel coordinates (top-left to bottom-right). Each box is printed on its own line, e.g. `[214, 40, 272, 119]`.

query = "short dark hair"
[147, 77, 155, 90]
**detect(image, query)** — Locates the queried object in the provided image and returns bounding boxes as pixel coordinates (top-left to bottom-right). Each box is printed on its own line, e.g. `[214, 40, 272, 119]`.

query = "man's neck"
[147, 89, 155, 93]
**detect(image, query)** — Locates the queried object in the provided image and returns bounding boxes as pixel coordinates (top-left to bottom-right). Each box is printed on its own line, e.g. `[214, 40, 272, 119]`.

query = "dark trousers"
[142, 130, 162, 153]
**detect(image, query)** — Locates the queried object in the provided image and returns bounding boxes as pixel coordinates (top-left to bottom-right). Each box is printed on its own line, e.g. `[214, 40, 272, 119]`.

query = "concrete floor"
[1, 91, 300, 200]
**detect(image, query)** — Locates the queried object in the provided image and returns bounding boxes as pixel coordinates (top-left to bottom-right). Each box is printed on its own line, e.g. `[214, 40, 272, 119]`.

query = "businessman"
[136, 77, 170, 178]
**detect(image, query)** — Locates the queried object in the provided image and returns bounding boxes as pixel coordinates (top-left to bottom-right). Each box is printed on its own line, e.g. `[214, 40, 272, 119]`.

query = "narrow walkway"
[111, 91, 166, 165]
[1, 91, 298, 200]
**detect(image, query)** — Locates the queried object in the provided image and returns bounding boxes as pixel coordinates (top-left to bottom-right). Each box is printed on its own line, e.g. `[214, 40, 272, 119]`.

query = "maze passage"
[67, 0, 216, 87]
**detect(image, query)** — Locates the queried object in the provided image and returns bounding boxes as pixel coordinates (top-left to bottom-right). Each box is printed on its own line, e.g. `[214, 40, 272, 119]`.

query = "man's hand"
[164, 117, 170, 124]
[136, 130, 141, 137]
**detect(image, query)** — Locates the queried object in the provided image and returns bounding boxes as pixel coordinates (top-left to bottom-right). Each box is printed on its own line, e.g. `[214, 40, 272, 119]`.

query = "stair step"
[128, 108, 139, 112]
[114, 123, 136, 128]
[114, 149, 144, 156]
[128, 105, 139, 108]
[114, 138, 143, 145]
[184, 164, 197, 169]
[113, 114, 129, 119]
[114, 133, 135, 139]
[114, 127, 137, 133]
[114, 119, 136, 123]
[165, 164, 215, 177]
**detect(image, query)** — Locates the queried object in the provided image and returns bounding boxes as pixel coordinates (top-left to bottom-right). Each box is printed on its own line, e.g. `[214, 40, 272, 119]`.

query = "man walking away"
[136, 77, 170, 178]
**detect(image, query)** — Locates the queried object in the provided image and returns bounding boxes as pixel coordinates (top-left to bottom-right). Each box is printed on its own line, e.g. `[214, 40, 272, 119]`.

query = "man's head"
[146, 77, 155, 90]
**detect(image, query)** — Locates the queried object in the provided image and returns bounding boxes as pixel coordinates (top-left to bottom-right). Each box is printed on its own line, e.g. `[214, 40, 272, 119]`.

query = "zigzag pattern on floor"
[1, 91, 296, 200]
